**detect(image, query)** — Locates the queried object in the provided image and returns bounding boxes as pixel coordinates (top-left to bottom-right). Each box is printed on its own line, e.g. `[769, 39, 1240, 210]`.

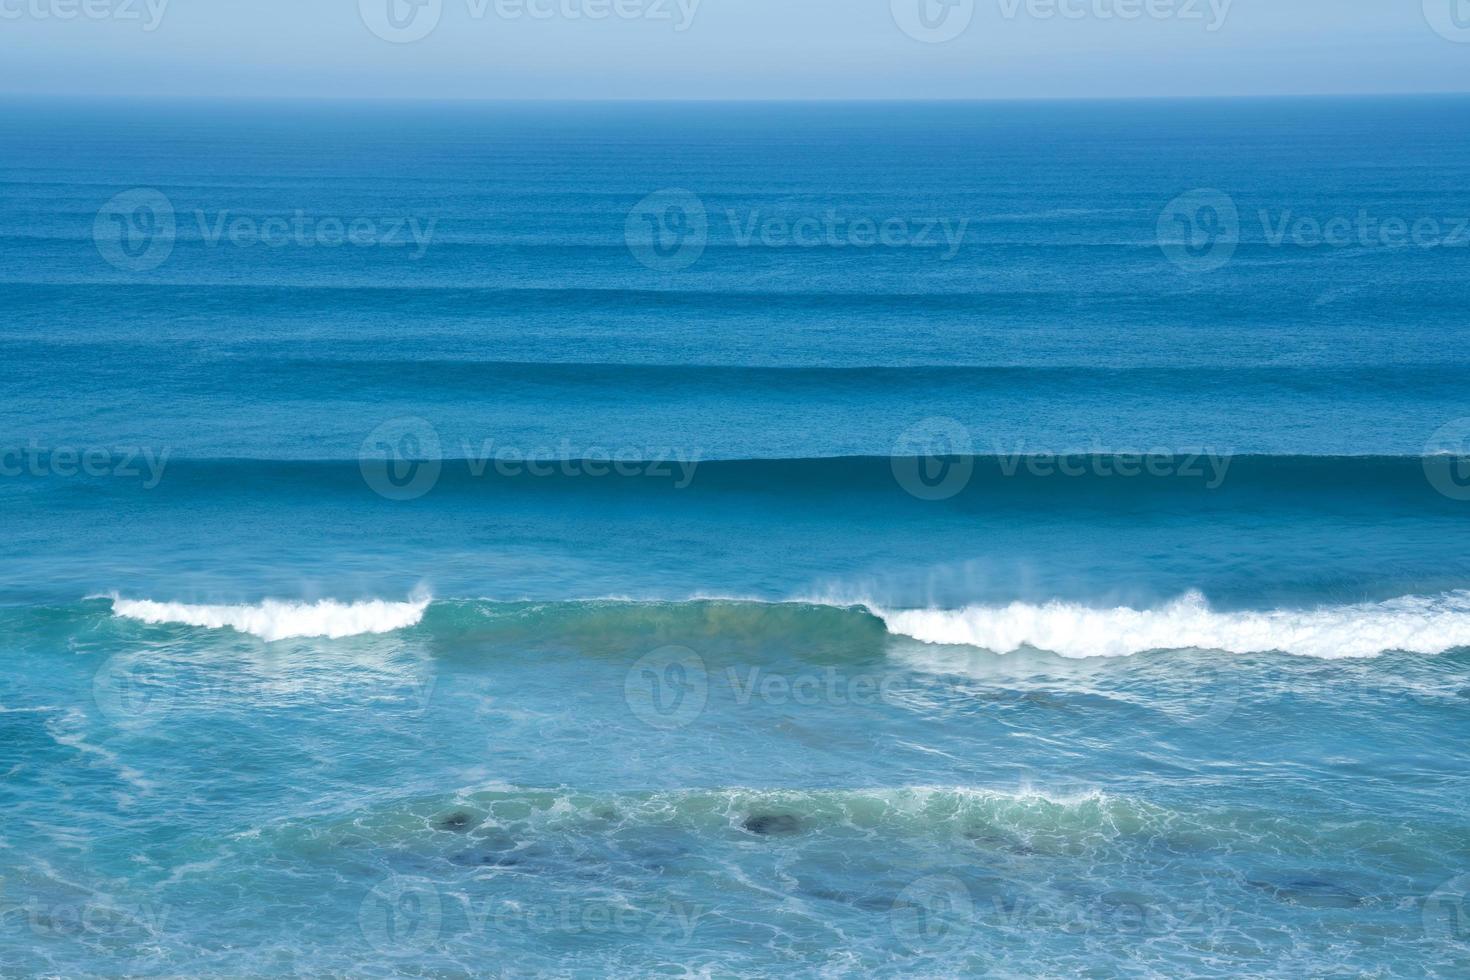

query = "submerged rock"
[963, 829, 1037, 856]
[435, 811, 481, 833]
[1249, 877, 1363, 909]
[448, 849, 521, 869]
[743, 814, 801, 836]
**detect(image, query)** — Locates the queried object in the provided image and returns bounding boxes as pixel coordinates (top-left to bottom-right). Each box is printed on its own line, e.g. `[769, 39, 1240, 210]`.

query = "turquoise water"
[3, 97, 1470, 976]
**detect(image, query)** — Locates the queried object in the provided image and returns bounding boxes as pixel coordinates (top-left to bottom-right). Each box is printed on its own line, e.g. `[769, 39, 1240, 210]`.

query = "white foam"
[874, 590, 1470, 659]
[108, 596, 429, 641]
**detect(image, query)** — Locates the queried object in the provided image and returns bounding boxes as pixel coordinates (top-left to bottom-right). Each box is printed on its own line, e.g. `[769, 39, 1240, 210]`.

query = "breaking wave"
[874, 590, 1470, 659]
[94, 590, 1470, 658]
[106, 596, 430, 641]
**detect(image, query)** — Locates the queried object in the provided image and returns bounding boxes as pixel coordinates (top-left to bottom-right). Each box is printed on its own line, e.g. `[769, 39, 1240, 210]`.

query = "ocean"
[2, 96, 1470, 976]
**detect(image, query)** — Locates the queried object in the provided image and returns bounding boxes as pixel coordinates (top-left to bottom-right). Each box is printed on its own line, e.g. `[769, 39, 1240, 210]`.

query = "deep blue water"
[3, 97, 1470, 977]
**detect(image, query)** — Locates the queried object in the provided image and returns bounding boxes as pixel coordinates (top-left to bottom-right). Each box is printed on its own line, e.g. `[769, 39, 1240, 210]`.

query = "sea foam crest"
[875, 590, 1470, 659]
[108, 596, 429, 641]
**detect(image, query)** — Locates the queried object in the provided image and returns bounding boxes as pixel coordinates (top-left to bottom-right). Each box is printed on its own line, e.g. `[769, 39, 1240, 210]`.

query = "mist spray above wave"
[873, 590, 1470, 659]
[107, 596, 430, 641]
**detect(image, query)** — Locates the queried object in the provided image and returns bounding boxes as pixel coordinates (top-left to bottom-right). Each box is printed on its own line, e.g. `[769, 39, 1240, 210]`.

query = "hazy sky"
[1, 0, 1468, 100]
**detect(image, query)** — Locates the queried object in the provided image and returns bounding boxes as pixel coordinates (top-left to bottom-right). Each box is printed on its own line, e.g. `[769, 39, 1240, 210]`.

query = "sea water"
[2, 97, 1470, 976]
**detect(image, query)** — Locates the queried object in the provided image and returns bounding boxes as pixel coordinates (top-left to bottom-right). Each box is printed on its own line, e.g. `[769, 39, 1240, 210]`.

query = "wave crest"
[96, 590, 1470, 657]
[874, 590, 1470, 659]
[108, 596, 429, 641]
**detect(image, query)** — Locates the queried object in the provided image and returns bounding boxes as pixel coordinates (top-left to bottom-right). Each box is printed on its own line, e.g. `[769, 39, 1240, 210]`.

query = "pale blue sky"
[2, 0, 1467, 99]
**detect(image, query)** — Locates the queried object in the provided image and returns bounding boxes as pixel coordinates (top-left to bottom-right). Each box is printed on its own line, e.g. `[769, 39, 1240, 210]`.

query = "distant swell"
[874, 590, 1470, 660]
[56, 456, 1461, 506]
[108, 596, 429, 641]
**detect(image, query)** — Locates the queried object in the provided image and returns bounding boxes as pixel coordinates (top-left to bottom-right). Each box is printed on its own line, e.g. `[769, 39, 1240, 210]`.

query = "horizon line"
[3, 91, 1470, 106]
